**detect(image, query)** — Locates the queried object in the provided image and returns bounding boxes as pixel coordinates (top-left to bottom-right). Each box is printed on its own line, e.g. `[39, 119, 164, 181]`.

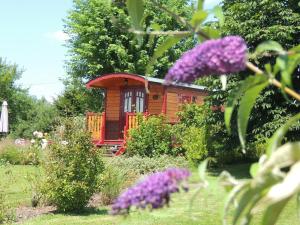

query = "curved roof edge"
[86, 73, 207, 91]
[86, 73, 145, 88]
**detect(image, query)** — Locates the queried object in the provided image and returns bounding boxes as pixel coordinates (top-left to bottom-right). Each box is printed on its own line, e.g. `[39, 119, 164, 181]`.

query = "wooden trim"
[100, 112, 105, 144]
[119, 86, 147, 136]
[162, 87, 167, 114]
[86, 112, 104, 142]
[86, 73, 146, 88]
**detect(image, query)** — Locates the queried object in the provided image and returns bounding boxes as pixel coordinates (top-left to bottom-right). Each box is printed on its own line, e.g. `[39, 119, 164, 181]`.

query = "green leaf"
[150, 23, 161, 31]
[276, 55, 292, 87]
[297, 193, 300, 221]
[225, 75, 267, 134]
[238, 80, 268, 149]
[282, 54, 300, 87]
[223, 181, 250, 224]
[126, 0, 144, 30]
[232, 175, 279, 225]
[126, 0, 144, 43]
[200, 26, 220, 41]
[264, 63, 272, 75]
[232, 188, 257, 225]
[212, 6, 224, 27]
[267, 113, 300, 156]
[190, 11, 208, 28]
[255, 41, 284, 56]
[277, 161, 300, 200]
[262, 142, 300, 173]
[291, 44, 300, 52]
[189, 159, 208, 213]
[250, 163, 259, 178]
[219, 171, 239, 192]
[263, 198, 290, 225]
[262, 162, 300, 225]
[197, 0, 204, 11]
[146, 35, 187, 74]
[198, 159, 208, 181]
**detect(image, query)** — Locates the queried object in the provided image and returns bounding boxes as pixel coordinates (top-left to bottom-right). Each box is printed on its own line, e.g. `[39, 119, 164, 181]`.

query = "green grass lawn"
[1, 164, 298, 225]
[0, 164, 40, 207]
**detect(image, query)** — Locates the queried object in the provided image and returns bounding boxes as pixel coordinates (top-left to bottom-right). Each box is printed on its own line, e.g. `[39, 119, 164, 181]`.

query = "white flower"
[61, 141, 68, 145]
[30, 139, 35, 144]
[41, 139, 48, 149]
[37, 132, 43, 138]
[33, 131, 39, 137]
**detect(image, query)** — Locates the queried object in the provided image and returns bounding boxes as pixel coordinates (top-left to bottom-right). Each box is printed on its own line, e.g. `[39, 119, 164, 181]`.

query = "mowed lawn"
[1, 164, 298, 225]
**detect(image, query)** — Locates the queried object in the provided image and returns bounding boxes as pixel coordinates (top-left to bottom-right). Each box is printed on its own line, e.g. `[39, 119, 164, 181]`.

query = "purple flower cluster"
[165, 36, 247, 83]
[111, 168, 190, 215]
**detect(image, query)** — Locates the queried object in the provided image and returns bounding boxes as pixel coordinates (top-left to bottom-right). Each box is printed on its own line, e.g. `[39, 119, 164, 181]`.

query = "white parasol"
[0, 101, 8, 133]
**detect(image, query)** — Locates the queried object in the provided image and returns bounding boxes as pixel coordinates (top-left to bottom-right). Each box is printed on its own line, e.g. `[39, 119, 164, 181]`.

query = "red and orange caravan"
[86, 73, 208, 155]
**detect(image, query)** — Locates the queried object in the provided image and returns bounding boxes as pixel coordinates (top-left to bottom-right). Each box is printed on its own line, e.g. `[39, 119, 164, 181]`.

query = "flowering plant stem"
[246, 61, 300, 102]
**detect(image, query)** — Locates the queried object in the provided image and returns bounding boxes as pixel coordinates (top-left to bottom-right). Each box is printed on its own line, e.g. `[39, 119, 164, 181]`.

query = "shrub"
[177, 103, 206, 127]
[21, 147, 41, 165]
[107, 155, 189, 175]
[26, 169, 46, 207]
[126, 115, 174, 157]
[182, 126, 208, 165]
[98, 164, 138, 205]
[99, 155, 188, 205]
[176, 104, 243, 165]
[0, 139, 22, 164]
[42, 118, 104, 212]
[0, 139, 42, 165]
[0, 146, 22, 165]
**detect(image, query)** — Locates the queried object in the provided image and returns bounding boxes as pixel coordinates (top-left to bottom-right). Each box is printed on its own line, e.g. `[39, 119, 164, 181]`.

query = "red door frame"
[119, 86, 147, 138]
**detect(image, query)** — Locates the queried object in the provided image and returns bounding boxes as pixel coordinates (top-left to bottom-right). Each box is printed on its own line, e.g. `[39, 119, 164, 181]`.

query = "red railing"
[115, 112, 148, 156]
[124, 112, 148, 137]
[86, 112, 105, 143]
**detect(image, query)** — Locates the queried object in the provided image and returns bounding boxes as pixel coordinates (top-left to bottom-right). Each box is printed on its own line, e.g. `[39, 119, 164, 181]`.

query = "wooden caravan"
[86, 73, 208, 155]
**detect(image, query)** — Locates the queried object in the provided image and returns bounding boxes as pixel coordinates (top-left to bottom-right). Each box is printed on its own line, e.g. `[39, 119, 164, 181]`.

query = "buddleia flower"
[111, 168, 190, 215]
[165, 36, 247, 83]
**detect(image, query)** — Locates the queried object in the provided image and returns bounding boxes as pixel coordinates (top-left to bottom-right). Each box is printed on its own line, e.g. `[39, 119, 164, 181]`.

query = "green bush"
[97, 155, 188, 205]
[182, 126, 208, 165]
[126, 115, 174, 157]
[22, 147, 41, 165]
[42, 118, 104, 212]
[108, 155, 189, 175]
[98, 164, 138, 205]
[176, 104, 244, 165]
[245, 139, 267, 161]
[0, 139, 42, 165]
[177, 103, 206, 127]
[0, 145, 22, 165]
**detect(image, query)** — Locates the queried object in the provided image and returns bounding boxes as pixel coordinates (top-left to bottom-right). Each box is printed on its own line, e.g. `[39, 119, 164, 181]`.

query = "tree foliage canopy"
[64, 0, 194, 80]
[0, 58, 58, 137]
[200, 0, 300, 150]
[222, 0, 300, 50]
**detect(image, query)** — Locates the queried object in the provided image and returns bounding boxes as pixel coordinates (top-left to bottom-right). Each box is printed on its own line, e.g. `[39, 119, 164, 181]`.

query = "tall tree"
[65, 0, 194, 80]
[222, 0, 300, 50]
[0, 58, 58, 137]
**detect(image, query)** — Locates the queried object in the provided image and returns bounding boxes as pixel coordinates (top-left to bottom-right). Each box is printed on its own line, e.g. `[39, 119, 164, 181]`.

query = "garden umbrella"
[0, 101, 8, 133]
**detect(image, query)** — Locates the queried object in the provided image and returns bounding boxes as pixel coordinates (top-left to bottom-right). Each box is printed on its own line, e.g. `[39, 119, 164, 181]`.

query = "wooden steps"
[96, 140, 124, 157]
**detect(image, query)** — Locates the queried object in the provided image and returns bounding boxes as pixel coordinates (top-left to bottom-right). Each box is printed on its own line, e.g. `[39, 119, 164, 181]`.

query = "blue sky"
[0, 0, 220, 102]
